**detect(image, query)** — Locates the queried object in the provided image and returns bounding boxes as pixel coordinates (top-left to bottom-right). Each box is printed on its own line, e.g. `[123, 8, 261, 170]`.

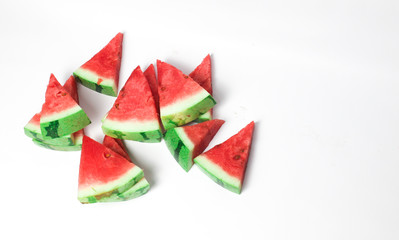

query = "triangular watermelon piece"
[102, 66, 162, 142]
[99, 136, 150, 202]
[78, 136, 144, 204]
[164, 119, 225, 172]
[144, 64, 159, 116]
[103, 135, 131, 161]
[40, 74, 90, 139]
[73, 33, 123, 96]
[189, 54, 213, 122]
[157, 60, 216, 130]
[194, 121, 255, 194]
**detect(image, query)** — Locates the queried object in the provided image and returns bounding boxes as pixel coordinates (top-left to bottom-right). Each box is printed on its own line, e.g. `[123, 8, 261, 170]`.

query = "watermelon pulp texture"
[157, 60, 216, 130]
[40, 74, 90, 139]
[73, 33, 123, 96]
[143, 64, 159, 116]
[189, 54, 213, 121]
[78, 136, 143, 203]
[194, 121, 255, 194]
[102, 66, 162, 142]
[164, 119, 225, 172]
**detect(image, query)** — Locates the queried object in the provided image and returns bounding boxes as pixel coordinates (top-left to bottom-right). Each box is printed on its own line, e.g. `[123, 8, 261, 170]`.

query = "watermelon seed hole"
[104, 153, 111, 158]
[233, 155, 241, 160]
[115, 104, 119, 109]
[56, 91, 67, 97]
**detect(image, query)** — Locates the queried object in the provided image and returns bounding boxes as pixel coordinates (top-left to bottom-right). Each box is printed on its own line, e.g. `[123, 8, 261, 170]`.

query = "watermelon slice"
[73, 33, 123, 96]
[164, 119, 225, 172]
[143, 64, 159, 116]
[40, 74, 90, 139]
[94, 136, 150, 202]
[103, 135, 131, 161]
[32, 129, 84, 151]
[194, 121, 255, 194]
[78, 136, 144, 204]
[102, 66, 162, 142]
[189, 54, 213, 122]
[157, 60, 216, 130]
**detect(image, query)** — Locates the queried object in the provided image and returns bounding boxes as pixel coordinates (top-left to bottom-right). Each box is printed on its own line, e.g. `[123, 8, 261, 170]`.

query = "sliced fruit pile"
[25, 32, 255, 203]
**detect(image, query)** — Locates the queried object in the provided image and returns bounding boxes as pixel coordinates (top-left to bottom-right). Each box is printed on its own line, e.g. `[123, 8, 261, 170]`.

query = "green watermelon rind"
[164, 127, 195, 172]
[196, 110, 213, 123]
[73, 68, 118, 97]
[161, 94, 216, 130]
[32, 139, 82, 151]
[96, 178, 150, 203]
[24, 123, 75, 146]
[78, 166, 144, 204]
[194, 155, 242, 194]
[40, 107, 91, 139]
[102, 118, 162, 143]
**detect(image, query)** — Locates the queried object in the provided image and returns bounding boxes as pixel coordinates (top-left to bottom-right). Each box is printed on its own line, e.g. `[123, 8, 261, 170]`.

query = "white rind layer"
[161, 89, 210, 116]
[41, 105, 82, 123]
[78, 165, 142, 199]
[175, 128, 194, 151]
[194, 155, 241, 188]
[102, 117, 160, 132]
[74, 68, 115, 87]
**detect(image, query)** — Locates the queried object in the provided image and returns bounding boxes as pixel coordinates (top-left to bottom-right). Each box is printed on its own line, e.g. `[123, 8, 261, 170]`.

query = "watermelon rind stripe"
[32, 139, 82, 151]
[24, 122, 75, 146]
[40, 107, 90, 139]
[161, 94, 216, 130]
[78, 166, 144, 204]
[97, 178, 150, 203]
[194, 155, 242, 194]
[73, 68, 118, 97]
[164, 128, 195, 172]
[196, 110, 212, 122]
[102, 118, 162, 143]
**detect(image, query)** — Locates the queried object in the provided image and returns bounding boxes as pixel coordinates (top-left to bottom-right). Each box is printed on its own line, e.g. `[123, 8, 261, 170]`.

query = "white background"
[1, 0, 398, 239]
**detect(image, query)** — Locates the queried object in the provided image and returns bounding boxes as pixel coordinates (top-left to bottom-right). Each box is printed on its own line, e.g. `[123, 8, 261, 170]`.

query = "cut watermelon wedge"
[40, 74, 90, 139]
[164, 119, 225, 172]
[189, 54, 213, 122]
[78, 136, 144, 204]
[194, 121, 255, 194]
[73, 33, 123, 96]
[144, 64, 159, 116]
[33, 129, 84, 151]
[97, 178, 150, 202]
[103, 135, 131, 161]
[157, 60, 216, 130]
[102, 66, 162, 142]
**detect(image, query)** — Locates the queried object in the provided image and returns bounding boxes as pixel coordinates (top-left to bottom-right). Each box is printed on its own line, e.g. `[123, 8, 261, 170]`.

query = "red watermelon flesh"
[41, 74, 76, 116]
[40, 74, 90, 139]
[194, 121, 255, 194]
[102, 66, 162, 142]
[80, 33, 123, 79]
[189, 54, 212, 95]
[103, 135, 131, 161]
[157, 60, 216, 129]
[144, 64, 159, 115]
[78, 136, 143, 203]
[63, 75, 79, 103]
[164, 119, 225, 172]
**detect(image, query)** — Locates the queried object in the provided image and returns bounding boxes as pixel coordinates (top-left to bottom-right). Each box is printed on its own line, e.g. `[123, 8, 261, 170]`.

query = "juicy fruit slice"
[194, 121, 255, 194]
[25, 113, 75, 146]
[102, 66, 162, 142]
[97, 178, 150, 203]
[73, 33, 123, 96]
[78, 136, 144, 204]
[144, 64, 159, 116]
[32, 129, 84, 151]
[164, 119, 225, 172]
[40, 74, 90, 139]
[157, 60, 216, 130]
[189, 54, 213, 121]
[103, 135, 131, 161]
